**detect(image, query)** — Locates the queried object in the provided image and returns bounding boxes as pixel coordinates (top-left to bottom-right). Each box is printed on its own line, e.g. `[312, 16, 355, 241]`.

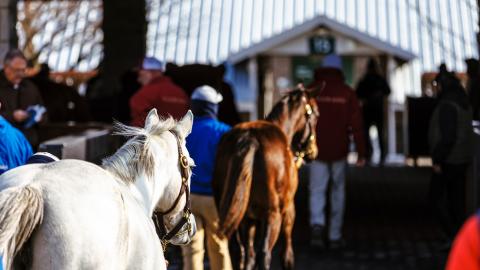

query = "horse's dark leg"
[233, 230, 245, 270]
[234, 220, 255, 270]
[281, 203, 295, 270]
[245, 223, 256, 270]
[256, 211, 282, 270]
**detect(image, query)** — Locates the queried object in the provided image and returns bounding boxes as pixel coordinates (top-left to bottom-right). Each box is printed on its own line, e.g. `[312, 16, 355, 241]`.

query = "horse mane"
[265, 89, 304, 122]
[102, 117, 177, 183]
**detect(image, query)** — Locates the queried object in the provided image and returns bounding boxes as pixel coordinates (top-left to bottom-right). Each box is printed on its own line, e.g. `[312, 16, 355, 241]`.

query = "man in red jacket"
[309, 54, 366, 250]
[129, 57, 189, 126]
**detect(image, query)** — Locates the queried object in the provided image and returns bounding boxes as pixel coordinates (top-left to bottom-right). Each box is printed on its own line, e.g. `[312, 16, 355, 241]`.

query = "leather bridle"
[294, 99, 318, 168]
[153, 130, 193, 251]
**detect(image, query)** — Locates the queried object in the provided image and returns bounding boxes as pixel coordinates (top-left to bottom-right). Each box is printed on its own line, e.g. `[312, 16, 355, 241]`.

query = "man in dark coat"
[428, 72, 473, 248]
[0, 50, 46, 148]
[356, 58, 391, 164]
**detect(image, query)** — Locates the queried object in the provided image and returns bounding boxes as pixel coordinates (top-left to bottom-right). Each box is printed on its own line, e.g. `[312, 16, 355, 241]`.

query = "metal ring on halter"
[180, 155, 189, 169]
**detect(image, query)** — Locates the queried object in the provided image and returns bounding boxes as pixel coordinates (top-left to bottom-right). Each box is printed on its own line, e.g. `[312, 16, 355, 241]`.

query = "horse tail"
[0, 185, 43, 270]
[213, 131, 258, 238]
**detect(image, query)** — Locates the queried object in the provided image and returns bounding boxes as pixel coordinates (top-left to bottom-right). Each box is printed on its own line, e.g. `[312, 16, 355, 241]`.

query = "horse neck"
[268, 110, 302, 143]
[131, 173, 162, 216]
[103, 139, 167, 216]
[132, 139, 182, 217]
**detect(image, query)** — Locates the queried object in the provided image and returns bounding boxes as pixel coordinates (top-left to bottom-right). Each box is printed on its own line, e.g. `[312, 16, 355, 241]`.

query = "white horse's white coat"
[0, 109, 196, 270]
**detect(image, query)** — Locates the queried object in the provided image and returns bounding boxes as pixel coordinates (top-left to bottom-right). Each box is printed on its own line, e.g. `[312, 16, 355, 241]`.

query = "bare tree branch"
[17, 0, 102, 70]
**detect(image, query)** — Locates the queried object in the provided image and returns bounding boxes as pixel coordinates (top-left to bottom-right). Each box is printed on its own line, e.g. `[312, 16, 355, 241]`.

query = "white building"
[146, 0, 479, 161]
[7, 0, 480, 160]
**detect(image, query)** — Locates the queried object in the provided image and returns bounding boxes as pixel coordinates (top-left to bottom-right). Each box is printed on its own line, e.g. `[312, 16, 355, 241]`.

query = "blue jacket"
[186, 116, 230, 195]
[0, 116, 33, 174]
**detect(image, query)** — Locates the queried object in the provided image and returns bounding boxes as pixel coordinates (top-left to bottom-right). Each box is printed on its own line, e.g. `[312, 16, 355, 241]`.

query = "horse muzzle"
[305, 135, 318, 161]
[168, 212, 197, 246]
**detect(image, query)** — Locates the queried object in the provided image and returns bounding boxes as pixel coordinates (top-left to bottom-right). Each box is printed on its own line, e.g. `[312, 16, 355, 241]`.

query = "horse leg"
[245, 223, 256, 270]
[256, 211, 282, 270]
[234, 220, 254, 270]
[281, 203, 295, 270]
[233, 231, 245, 270]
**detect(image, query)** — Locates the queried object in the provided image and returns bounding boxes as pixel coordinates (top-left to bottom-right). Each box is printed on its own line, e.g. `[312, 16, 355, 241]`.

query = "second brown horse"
[212, 87, 321, 270]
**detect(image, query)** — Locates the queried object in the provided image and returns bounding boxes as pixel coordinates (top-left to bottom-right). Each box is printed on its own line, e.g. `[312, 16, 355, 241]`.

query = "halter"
[294, 101, 318, 168]
[153, 130, 193, 251]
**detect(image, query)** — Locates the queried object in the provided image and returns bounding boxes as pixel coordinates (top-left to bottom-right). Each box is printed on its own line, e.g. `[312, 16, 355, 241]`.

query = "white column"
[386, 56, 406, 163]
[248, 57, 258, 120]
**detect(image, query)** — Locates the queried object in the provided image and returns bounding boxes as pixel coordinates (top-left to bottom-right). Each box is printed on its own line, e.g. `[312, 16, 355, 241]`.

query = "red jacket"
[311, 68, 366, 162]
[447, 214, 480, 270]
[130, 76, 189, 127]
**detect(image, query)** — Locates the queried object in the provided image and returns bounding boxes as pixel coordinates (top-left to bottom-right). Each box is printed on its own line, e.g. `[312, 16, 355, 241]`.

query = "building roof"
[227, 14, 416, 64]
[145, 0, 478, 69]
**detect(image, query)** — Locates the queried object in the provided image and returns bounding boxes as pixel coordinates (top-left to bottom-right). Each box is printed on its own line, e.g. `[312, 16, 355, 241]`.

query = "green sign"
[309, 35, 335, 55]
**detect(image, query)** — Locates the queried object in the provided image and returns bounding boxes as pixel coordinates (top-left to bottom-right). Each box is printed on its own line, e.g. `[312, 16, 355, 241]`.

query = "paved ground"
[166, 165, 450, 269]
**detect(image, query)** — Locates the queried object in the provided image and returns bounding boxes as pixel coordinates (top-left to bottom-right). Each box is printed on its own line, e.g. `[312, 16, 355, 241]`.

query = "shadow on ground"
[167, 165, 449, 269]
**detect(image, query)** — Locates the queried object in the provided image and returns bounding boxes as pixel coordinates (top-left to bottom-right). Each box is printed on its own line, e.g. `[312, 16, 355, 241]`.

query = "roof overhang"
[227, 15, 416, 64]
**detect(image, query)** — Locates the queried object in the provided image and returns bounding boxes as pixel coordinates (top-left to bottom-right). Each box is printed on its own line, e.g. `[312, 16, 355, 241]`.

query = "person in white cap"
[129, 57, 189, 126]
[181, 85, 232, 270]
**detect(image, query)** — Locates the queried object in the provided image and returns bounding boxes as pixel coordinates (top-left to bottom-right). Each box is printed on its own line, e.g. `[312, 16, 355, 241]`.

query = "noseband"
[153, 130, 192, 251]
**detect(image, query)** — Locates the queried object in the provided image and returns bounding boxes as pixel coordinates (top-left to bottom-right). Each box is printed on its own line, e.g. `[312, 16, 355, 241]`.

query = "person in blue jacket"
[0, 101, 33, 174]
[181, 85, 232, 270]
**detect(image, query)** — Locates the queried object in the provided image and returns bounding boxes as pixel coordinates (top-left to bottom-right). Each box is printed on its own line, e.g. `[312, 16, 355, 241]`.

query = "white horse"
[0, 109, 197, 270]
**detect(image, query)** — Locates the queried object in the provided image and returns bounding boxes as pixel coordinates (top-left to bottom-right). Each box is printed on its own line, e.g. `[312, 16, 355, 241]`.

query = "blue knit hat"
[322, 54, 342, 70]
[141, 57, 165, 71]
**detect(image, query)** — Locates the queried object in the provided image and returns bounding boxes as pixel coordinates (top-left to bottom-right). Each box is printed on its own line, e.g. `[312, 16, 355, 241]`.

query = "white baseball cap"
[191, 85, 223, 104]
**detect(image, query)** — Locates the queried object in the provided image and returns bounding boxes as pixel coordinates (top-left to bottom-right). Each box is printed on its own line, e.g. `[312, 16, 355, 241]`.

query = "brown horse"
[212, 87, 321, 270]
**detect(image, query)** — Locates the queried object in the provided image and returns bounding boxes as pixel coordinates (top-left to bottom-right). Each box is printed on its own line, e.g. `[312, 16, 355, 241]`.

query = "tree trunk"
[103, 0, 146, 87]
[7, 0, 17, 48]
[94, 0, 146, 121]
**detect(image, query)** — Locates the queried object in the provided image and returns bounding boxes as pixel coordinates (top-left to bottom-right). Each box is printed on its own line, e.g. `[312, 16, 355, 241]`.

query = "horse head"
[104, 109, 197, 248]
[290, 85, 321, 166]
[146, 110, 197, 247]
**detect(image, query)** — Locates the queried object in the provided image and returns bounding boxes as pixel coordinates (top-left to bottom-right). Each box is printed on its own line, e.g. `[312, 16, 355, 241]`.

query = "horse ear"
[144, 108, 160, 129]
[176, 110, 194, 138]
[307, 81, 326, 97]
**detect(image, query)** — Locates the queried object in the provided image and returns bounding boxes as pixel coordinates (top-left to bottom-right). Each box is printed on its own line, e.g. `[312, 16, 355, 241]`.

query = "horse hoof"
[283, 253, 294, 270]
[283, 260, 294, 270]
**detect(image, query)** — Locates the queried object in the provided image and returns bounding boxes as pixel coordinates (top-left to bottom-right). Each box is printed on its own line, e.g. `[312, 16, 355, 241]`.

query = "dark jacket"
[30, 74, 91, 123]
[0, 70, 46, 147]
[311, 68, 366, 161]
[356, 73, 391, 112]
[429, 77, 473, 164]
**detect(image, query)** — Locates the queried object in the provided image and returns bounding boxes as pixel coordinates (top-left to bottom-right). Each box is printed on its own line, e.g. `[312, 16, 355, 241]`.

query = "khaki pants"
[182, 194, 232, 270]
